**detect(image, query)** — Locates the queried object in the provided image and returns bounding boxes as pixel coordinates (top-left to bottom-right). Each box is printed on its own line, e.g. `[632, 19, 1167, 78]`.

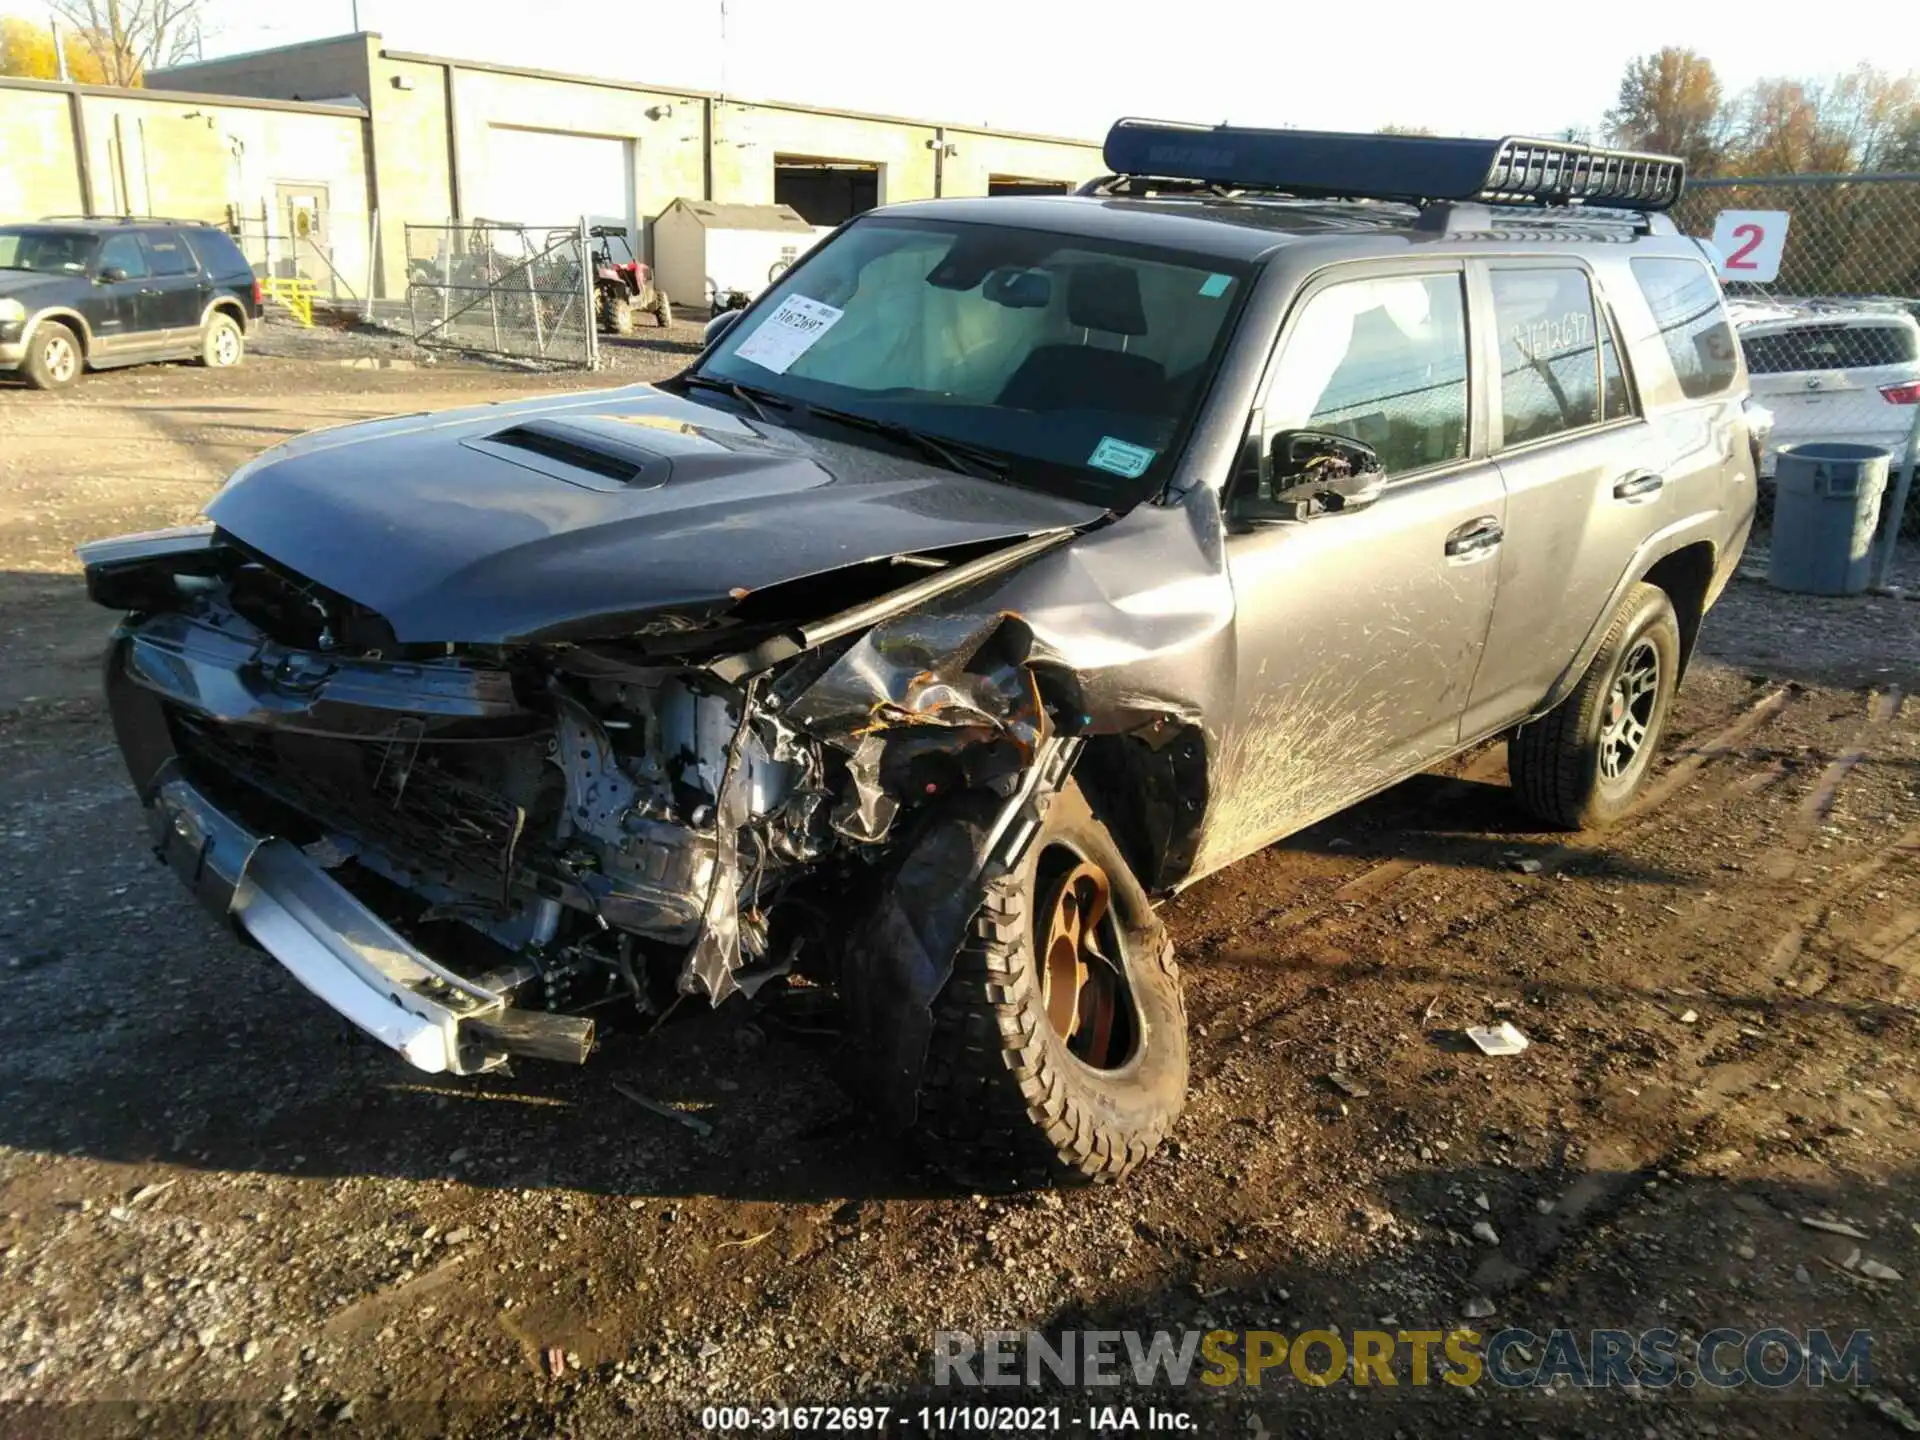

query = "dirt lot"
[0, 351, 1917, 1439]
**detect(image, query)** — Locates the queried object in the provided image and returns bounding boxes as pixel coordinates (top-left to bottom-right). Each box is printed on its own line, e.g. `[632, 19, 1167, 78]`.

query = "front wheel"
[599, 291, 634, 336]
[24, 321, 82, 391]
[652, 290, 672, 328]
[1509, 581, 1681, 829]
[913, 782, 1187, 1189]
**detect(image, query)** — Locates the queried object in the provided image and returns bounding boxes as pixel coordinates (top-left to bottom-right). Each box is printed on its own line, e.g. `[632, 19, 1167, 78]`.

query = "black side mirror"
[97, 266, 128, 284]
[703, 308, 744, 348]
[1233, 429, 1386, 524]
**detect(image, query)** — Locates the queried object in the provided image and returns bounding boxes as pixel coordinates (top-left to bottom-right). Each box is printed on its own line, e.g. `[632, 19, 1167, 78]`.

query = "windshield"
[0, 229, 98, 274]
[696, 216, 1252, 503]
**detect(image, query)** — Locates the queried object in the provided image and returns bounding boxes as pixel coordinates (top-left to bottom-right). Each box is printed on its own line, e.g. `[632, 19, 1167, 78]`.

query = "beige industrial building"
[0, 31, 1103, 303]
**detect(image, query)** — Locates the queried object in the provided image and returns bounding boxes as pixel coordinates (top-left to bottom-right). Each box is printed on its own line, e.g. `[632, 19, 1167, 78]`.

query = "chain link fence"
[1673, 175, 1920, 542]
[403, 220, 598, 368]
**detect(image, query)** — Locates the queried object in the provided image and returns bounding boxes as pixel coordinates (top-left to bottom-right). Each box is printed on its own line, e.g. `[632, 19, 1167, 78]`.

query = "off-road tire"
[653, 291, 673, 328]
[600, 292, 635, 336]
[1509, 581, 1682, 830]
[198, 312, 244, 368]
[914, 783, 1187, 1190]
[24, 321, 82, 391]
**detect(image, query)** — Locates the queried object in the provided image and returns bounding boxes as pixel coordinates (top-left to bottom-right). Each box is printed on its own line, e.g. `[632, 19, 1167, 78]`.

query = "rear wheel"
[913, 782, 1187, 1189]
[198, 312, 244, 368]
[24, 321, 81, 391]
[652, 290, 673, 328]
[1509, 582, 1681, 829]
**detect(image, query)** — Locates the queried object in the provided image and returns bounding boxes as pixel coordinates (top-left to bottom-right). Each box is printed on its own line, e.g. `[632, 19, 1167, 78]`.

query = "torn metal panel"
[681, 681, 761, 1002]
[80, 407, 1245, 1078]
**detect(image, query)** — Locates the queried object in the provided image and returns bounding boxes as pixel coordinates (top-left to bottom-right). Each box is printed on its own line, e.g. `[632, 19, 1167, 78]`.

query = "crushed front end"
[83, 524, 1072, 1080]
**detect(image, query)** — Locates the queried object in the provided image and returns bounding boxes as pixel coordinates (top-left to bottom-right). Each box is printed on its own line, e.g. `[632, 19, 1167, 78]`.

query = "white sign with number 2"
[1708, 210, 1791, 284]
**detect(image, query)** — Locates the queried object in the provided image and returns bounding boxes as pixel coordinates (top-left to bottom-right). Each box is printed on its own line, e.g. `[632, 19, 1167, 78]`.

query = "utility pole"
[351, 1, 361, 31]
[51, 17, 71, 82]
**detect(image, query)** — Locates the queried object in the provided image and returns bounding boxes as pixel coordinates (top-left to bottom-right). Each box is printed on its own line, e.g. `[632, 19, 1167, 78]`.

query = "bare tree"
[1722, 66, 1919, 174]
[47, 0, 205, 87]
[1822, 64, 1920, 170]
[1605, 48, 1728, 175]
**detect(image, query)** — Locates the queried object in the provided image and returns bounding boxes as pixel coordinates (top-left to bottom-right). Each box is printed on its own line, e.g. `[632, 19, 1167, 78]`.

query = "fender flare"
[197, 295, 248, 333]
[21, 307, 94, 356]
[1526, 507, 1743, 721]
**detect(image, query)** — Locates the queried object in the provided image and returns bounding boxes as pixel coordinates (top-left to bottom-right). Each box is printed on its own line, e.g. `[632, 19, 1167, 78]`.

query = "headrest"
[1066, 262, 1147, 336]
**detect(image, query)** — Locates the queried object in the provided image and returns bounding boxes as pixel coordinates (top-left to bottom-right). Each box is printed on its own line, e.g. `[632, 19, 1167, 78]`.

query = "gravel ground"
[0, 363, 1916, 1438]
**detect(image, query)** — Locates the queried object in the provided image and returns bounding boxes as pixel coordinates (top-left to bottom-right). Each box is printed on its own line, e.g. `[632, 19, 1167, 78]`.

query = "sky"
[7, 0, 1918, 142]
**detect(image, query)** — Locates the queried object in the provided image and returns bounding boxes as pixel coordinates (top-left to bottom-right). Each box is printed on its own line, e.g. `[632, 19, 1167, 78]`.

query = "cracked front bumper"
[152, 770, 588, 1075]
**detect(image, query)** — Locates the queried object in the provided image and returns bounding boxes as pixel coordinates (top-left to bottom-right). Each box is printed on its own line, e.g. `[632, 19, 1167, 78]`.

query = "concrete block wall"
[149, 35, 1105, 299]
[0, 87, 85, 218]
[0, 74, 374, 300]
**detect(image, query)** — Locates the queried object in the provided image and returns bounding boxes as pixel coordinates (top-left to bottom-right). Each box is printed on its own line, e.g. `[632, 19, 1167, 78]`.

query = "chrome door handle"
[1444, 517, 1504, 558]
[1613, 471, 1665, 502]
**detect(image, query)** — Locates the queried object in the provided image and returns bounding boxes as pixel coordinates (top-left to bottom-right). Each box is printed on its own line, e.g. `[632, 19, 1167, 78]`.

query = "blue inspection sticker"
[1198, 272, 1232, 298]
[1088, 436, 1157, 478]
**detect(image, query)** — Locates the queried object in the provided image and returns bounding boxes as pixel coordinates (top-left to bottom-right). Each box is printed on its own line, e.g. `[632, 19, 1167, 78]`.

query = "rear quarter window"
[1741, 323, 1919, 374]
[1630, 257, 1740, 399]
[189, 227, 252, 276]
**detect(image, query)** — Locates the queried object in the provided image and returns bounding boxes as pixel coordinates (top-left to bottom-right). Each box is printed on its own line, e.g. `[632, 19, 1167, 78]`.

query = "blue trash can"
[1768, 442, 1890, 596]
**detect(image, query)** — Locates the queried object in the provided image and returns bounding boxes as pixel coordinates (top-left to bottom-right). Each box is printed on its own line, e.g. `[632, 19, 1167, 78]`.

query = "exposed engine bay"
[88, 526, 1096, 1080]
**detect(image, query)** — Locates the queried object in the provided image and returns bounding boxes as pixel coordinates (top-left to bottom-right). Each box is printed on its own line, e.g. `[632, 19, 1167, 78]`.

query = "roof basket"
[1097, 120, 1686, 212]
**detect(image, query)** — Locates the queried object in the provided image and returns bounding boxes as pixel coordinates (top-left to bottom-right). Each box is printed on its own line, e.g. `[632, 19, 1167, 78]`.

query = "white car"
[1729, 299, 1920, 478]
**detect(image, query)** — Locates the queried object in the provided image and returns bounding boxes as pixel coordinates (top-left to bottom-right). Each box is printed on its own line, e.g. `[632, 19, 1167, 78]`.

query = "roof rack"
[35, 214, 209, 226]
[1094, 120, 1686, 213]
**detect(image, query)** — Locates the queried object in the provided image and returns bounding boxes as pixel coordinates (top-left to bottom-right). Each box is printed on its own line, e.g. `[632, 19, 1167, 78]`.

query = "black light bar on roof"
[1101, 119, 1686, 212]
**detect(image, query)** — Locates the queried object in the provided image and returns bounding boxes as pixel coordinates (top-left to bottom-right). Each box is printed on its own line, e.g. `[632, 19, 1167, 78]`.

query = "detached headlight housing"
[0, 298, 26, 325]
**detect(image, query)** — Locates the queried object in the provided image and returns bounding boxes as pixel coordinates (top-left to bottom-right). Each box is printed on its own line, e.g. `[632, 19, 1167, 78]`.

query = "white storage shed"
[651, 200, 826, 310]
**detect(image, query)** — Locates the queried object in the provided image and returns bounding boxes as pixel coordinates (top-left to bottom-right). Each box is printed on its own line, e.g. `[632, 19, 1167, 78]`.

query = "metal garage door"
[476, 126, 634, 232]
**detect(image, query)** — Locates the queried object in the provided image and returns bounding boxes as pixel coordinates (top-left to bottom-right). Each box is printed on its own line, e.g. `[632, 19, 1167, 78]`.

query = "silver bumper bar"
[153, 773, 591, 1075]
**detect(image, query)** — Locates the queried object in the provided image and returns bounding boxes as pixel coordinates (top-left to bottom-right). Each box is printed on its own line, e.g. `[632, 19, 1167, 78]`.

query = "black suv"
[0, 218, 262, 391]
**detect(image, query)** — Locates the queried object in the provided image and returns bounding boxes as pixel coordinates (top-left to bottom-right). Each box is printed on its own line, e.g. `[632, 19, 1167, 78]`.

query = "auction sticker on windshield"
[1088, 436, 1156, 478]
[733, 295, 845, 374]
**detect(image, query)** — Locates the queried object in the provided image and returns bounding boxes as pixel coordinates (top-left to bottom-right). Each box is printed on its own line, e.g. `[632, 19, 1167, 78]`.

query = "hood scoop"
[464, 418, 675, 492]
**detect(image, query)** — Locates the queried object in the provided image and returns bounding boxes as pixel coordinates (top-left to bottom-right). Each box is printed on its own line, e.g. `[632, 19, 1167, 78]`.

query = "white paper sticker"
[732, 295, 844, 374]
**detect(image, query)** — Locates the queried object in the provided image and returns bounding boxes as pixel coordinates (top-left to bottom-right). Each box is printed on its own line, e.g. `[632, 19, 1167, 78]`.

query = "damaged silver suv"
[82, 123, 1757, 1188]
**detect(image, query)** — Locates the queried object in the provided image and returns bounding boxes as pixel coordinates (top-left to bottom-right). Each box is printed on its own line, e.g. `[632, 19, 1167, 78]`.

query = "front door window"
[1265, 273, 1471, 477]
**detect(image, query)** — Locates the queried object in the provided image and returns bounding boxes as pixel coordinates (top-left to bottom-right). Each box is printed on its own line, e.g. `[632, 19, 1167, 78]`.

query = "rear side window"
[141, 231, 198, 277]
[1489, 268, 1602, 445]
[189, 227, 251, 276]
[1630, 257, 1739, 399]
[1741, 323, 1919, 374]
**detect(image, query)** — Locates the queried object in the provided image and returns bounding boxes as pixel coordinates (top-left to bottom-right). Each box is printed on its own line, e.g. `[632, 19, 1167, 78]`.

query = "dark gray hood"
[205, 384, 1105, 644]
[0, 271, 82, 305]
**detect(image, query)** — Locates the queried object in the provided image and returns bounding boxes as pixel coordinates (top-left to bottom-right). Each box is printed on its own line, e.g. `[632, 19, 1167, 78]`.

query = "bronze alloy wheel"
[911, 781, 1188, 1187]
[1037, 855, 1130, 1068]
